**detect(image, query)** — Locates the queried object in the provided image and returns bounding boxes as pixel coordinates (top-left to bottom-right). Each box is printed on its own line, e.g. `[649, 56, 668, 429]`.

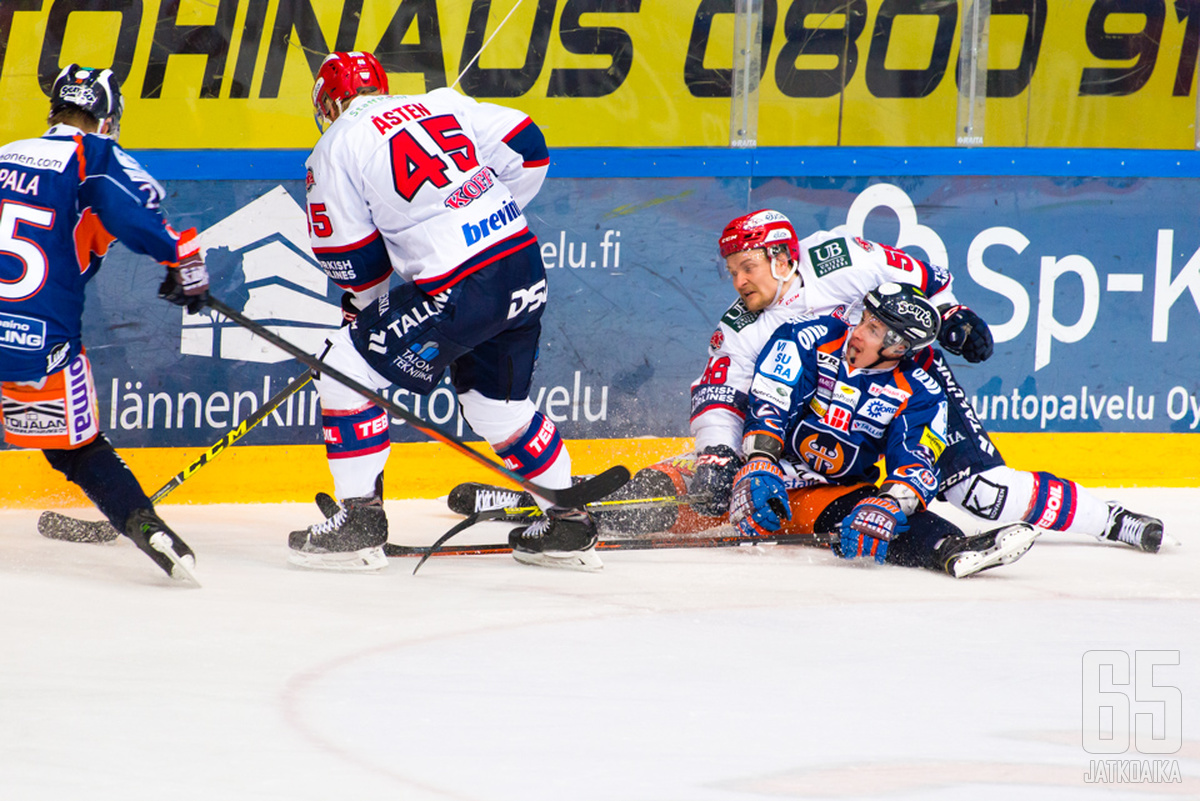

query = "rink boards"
[1, 432, 1195, 508]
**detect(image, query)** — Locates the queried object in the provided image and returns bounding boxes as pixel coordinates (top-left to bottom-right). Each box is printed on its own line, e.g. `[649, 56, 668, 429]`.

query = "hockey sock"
[493, 412, 572, 507]
[43, 435, 153, 531]
[322, 404, 390, 499]
[1022, 471, 1080, 531]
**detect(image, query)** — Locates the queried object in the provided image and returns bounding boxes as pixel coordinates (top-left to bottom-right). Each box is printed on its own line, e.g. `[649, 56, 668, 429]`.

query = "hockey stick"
[386, 529, 834, 558]
[206, 296, 630, 508]
[38, 371, 315, 544]
[321, 489, 711, 521]
[451, 0, 528, 90]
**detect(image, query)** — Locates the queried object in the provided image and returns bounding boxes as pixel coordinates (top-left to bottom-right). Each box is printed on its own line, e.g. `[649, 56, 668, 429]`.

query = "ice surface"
[1, 489, 1196, 801]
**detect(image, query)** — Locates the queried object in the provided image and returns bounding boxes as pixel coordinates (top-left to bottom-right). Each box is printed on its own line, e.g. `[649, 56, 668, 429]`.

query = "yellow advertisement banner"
[0, 0, 1195, 151]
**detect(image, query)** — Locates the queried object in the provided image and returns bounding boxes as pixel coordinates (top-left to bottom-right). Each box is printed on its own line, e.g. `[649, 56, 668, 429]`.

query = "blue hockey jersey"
[0, 125, 186, 381]
[744, 315, 950, 508]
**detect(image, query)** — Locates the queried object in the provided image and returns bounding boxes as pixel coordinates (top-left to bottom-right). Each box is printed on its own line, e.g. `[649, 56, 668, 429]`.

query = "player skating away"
[0, 66, 209, 583]
[453, 210, 1162, 553]
[731, 283, 1038, 577]
[292, 51, 598, 571]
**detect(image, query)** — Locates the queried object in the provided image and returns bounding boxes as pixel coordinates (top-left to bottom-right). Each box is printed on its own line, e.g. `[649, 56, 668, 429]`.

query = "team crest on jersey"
[709, 328, 723, 350]
[808, 237, 851, 277]
[894, 464, 939, 495]
[720, 299, 759, 332]
[853, 237, 874, 252]
[795, 429, 851, 476]
[305, 168, 314, 193]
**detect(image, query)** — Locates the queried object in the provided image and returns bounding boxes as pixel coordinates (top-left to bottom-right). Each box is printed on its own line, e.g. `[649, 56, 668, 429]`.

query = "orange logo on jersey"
[798, 432, 845, 474]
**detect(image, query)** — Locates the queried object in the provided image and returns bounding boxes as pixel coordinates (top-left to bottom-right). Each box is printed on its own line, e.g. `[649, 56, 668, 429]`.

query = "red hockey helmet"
[718, 209, 800, 263]
[312, 51, 389, 131]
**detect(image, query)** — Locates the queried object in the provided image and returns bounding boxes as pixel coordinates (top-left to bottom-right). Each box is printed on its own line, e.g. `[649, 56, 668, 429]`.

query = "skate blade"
[951, 524, 1040, 578]
[287, 545, 388, 572]
[148, 531, 201, 587]
[512, 548, 603, 572]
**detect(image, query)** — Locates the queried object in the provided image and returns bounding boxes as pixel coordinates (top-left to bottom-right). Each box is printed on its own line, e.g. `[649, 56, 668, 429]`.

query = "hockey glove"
[938, 305, 993, 363]
[158, 250, 210, 315]
[729, 458, 791, 537]
[340, 291, 360, 326]
[836, 496, 909, 564]
[691, 444, 743, 517]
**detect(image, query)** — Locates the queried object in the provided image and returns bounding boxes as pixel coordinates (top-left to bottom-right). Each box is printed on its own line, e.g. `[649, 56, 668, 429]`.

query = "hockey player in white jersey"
[290, 51, 598, 571]
[452, 210, 1163, 553]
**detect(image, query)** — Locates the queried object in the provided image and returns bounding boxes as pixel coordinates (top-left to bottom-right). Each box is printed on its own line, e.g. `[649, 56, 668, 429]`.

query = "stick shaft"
[150, 372, 312, 503]
[206, 297, 618, 507]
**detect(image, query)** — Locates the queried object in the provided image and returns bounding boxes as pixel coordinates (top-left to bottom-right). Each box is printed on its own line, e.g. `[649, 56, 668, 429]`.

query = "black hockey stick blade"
[384, 530, 833, 558]
[446, 481, 711, 519]
[207, 296, 631, 509]
[38, 371, 313, 545]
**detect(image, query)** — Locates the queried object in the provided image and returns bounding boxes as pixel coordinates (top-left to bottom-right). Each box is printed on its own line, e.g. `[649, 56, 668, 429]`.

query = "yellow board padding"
[0, 433, 1196, 509]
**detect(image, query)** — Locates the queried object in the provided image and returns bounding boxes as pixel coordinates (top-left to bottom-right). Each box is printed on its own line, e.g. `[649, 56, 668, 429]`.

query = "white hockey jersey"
[690, 227, 958, 453]
[304, 87, 549, 298]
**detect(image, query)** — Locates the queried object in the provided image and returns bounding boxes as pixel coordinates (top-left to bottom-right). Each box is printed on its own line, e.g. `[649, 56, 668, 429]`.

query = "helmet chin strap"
[767, 254, 798, 308]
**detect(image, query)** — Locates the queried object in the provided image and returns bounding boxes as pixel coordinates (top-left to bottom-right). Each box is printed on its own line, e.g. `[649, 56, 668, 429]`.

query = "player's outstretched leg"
[289, 473, 387, 571]
[509, 506, 601, 571]
[936, 523, 1041, 578]
[1101, 503, 1163, 553]
[124, 508, 198, 584]
[43, 434, 198, 582]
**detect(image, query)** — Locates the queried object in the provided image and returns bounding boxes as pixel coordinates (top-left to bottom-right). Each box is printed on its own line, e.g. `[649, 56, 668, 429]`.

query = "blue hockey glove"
[691, 444, 743, 517]
[730, 458, 791, 537]
[836, 496, 909, 564]
[938, 305, 993, 362]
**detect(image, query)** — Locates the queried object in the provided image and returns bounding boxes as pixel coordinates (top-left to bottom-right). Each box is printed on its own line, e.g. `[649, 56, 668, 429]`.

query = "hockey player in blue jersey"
[730, 283, 1039, 577]
[0, 65, 209, 583]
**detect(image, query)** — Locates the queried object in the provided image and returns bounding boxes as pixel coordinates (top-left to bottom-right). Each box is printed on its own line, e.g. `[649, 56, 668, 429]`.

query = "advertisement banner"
[35, 171, 1199, 462]
[2, 1, 1197, 149]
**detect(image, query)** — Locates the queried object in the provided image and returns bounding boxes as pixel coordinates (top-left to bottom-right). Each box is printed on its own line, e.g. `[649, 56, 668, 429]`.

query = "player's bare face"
[846, 311, 908, 370]
[725, 250, 779, 312]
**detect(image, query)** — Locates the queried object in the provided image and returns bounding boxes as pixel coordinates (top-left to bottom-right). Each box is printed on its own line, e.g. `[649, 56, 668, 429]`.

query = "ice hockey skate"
[447, 482, 536, 521]
[288, 495, 388, 571]
[939, 523, 1040, 578]
[509, 506, 602, 571]
[124, 508, 199, 585]
[1102, 503, 1163, 553]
